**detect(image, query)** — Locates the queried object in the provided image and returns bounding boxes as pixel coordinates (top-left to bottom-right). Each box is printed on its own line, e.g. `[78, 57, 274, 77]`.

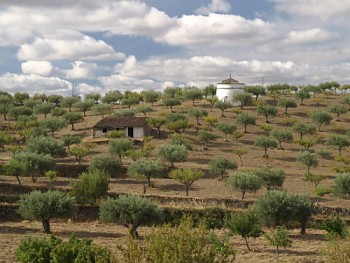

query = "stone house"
[93, 116, 149, 138]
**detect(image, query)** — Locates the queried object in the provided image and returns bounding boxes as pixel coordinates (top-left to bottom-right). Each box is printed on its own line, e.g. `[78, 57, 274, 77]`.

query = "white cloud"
[0, 73, 72, 95]
[272, 0, 350, 20]
[158, 14, 275, 47]
[21, 61, 53, 76]
[75, 83, 103, 96]
[17, 31, 125, 61]
[195, 0, 231, 15]
[286, 28, 339, 43]
[65, 61, 98, 80]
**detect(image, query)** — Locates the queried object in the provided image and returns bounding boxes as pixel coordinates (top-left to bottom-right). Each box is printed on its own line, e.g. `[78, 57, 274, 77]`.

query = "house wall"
[128, 126, 144, 138]
[216, 83, 245, 106]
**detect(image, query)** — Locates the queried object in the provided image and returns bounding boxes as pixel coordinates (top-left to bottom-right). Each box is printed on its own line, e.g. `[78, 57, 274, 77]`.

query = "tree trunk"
[142, 182, 146, 194]
[15, 176, 22, 186]
[300, 221, 306, 235]
[147, 176, 152, 187]
[244, 237, 251, 251]
[242, 191, 246, 200]
[185, 185, 189, 197]
[41, 219, 51, 233]
[129, 225, 139, 239]
[71, 123, 75, 131]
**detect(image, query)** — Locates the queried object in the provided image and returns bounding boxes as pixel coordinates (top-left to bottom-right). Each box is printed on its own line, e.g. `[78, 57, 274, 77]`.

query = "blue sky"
[0, 0, 349, 96]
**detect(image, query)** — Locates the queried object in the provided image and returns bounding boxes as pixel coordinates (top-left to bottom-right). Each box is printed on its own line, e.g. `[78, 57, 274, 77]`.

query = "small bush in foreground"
[16, 235, 112, 263]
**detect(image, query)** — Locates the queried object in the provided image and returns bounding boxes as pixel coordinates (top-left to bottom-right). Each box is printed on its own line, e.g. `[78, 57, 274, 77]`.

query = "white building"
[216, 75, 245, 104]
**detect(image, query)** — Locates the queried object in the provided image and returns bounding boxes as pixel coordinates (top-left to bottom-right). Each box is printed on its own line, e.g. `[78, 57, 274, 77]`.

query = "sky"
[0, 0, 350, 96]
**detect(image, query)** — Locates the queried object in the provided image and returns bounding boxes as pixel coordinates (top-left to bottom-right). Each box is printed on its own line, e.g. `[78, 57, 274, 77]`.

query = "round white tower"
[216, 75, 245, 104]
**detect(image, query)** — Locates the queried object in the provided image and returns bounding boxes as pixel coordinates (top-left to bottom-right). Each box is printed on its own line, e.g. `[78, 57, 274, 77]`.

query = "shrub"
[333, 173, 350, 197]
[322, 215, 348, 239]
[117, 216, 235, 263]
[16, 235, 112, 263]
[265, 226, 292, 261]
[157, 144, 188, 168]
[88, 155, 121, 177]
[71, 170, 109, 204]
[169, 168, 204, 197]
[255, 166, 285, 190]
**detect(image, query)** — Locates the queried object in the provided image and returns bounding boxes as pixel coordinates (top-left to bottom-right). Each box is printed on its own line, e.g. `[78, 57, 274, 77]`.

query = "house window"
[102, 128, 107, 133]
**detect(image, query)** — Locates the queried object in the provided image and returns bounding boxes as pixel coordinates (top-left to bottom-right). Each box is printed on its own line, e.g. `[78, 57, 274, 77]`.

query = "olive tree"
[271, 130, 293, 149]
[255, 166, 286, 191]
[109, 138, 133, 163]
[209, 156, 237, 180]
[188, 108, 208, 125]
[310, 110, 332, 131]
[232, 92, 252, 109]
[330, 105, 347, 121]
[127, 159, 164, 193]
[297, 151, 318, 175]
[182, 86, 203, 106]
[169, 168, 204, 196]
[61, 96, 79, 111]
[157, 144, 188, 168]
[326, 134, 350, 155]
[333, 173, 350, 197]
[256, 104, 277, 123]
[277, 98, 297, 114]
[73, 99, 94, 116]
[228, 171, 262, 200]
[214, 100, 232, 117]
[226, 210, 263, 251]
[26, 135, 66, 157]
[197, 130, 220, 149]
[63, 112, 83, 130]
[236, 112, 256, 133]
[142, 90, 160, 106]
[244, 85, 266, 101]
[254, 136, 278, 158]
[40, 116, 67, 136]
[99, 195, 164, 239]
[102, 90, 123, 104]
[18, 190, 76, 233]
[216, 123, 236, 142]
[88, 155, 121, 177]
[292, 123, 316, 140]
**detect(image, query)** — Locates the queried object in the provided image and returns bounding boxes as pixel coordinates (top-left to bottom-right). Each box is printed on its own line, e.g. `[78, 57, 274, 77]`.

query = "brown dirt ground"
[0, 93, 350, 261]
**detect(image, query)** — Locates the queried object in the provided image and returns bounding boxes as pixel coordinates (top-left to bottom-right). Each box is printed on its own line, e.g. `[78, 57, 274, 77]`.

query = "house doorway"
[128, 127, 134, 137]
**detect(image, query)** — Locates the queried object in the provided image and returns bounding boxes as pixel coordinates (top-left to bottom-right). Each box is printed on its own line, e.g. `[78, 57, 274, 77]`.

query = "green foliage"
[142, 90, 160, 105]
[71, 170, 109, 204]
[292, 123, 316, 140]
[34, 103, 53, 118]
[304, 172, 325, 189]
[40, 116, 67, 136]
[18, 190, 76, 233]
[0, 131, 12, 151]
[255, 166, 286, 190]
[127, 159, 164, 190]
[3, 158, 28, 186]
[209, 156, 237, 180]
[85, 93, 101, 103]
[182, 86, 203, 106]
[198, 130, 220, 149]
[169, 168, 204, 196]
[91, 103, 112, 118]
[117, 216, 235, 263]
[277, 98, 297, 114]
[324, 236, 350, 262]
[47, 95, 63, 106]
[121, 96, 140, 109]
[322, 215, 348, 238]
[271, 130, 293, 149]
[244, 85, 266, 100]
[45, 170, 57, 182]
[69, 145, 89, 165]
[253, 136, 278, 158]
[255, 190, 313, 234]
[256, 103, 277, 123]
[109, 138, 133, 163]
[135, 105, 153, 117]
[27, 135, 66, 157]
[13, 151, 55, 182]
[214, 100, 232, 116]
[216, 123, 236, 141]
[326, 134, 350, 155]
[188, 108, 208, 125]
[61, 96, 80, 111]
[157, 144, 188, 168]
[8, 106, 33, 120]
[169, 134, 192, 150]
[73, 100, 94, 116]
[51, 107, 66, 117]
[60, 135, 81, 149]
[232, 92, 252, 109]
[330, 105, 347, 120]
[89, 155, 121, 177]
[203, 84, 217, 98]
[295, 89, 310, 105]
[166, 118, 191, 133]
[102, 90, 123, 104]
[163, 97, 181, 112]
[265, 227, 292, 259]
[333, 173, 350, 197]
[147, 117, 166, 137]
[310, 110, 333, 131]
[16, 235, 112, 263]
[228, 171, 262, 200]
[297, 151, 318, 174]
[63, 112, 83, 130]
[99, 195, 164, 239]
[112, 109, 136, 118]
[236, 112, 256, 133]
[226, 210, 263, 251]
